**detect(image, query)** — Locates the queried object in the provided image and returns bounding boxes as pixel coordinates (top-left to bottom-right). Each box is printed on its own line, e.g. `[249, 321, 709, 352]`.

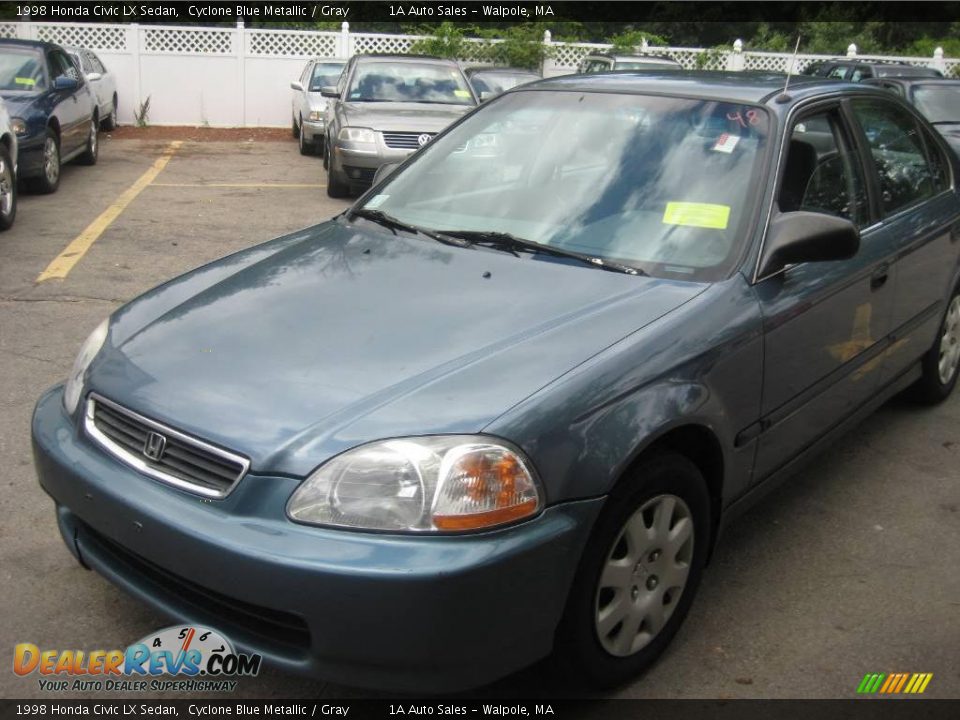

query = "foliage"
[408, 22, 467, 59]
[694, 46, 729, 70]
[476, 24, 554, 70]
[609, 29, 668, 54]
[135, 96, 151, 128]
[746, 23, 793, 53]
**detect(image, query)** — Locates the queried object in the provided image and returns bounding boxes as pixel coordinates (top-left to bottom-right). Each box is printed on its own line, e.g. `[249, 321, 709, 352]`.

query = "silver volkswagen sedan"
[322, 54, 478, 197]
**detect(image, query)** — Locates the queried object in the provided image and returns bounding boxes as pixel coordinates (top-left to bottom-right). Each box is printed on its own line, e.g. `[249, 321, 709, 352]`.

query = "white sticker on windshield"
[366, 194, 389, 208]
[713, 133, 740, 154]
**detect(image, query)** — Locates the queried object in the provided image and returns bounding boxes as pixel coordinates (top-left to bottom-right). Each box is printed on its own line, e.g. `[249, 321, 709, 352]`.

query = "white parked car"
[290, 58, 346, 156]
[0, 96, 18, 231]
[64, 45, 118, 130]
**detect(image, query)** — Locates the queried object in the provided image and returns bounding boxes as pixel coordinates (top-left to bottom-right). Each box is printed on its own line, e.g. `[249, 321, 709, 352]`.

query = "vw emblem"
[143, 431, 167, 462]
[417, 133, 432, 147]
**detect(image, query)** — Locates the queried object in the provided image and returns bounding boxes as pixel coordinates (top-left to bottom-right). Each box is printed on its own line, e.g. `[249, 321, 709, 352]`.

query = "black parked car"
[863, 77, 960, 156]
[0, 39, 98, 193]
[802, 59, 943, 83]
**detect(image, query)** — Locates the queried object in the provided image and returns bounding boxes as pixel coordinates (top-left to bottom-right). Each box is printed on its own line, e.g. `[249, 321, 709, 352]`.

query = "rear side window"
[90, 53, 106, 74]
[851, 99, 940, 215]
[827, 65, 848, 80]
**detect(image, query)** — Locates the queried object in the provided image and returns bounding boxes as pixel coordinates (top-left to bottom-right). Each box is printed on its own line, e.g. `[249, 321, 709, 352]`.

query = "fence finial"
[733, 39, 743, 53]
[847, 43, 857, 57]
[641, 37, 649, 51]
[543, 29, 551, 44]
[342, 21, 349, 32]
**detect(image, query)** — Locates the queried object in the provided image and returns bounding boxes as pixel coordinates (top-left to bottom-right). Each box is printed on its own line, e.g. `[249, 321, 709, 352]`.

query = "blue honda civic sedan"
[32, 72, 960, 692]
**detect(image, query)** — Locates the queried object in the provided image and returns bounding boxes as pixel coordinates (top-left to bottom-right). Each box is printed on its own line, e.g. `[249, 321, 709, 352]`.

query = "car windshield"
[472, 71, 538, 94]
[875, 66, 940, 78]
[347, 62, 475, 105]
[910, 85, 960, 124]
[615, 61, 679, 70]
[310, 62, 344, 92]
[0, 47, 46, 92]
[362, 91, 770, 281]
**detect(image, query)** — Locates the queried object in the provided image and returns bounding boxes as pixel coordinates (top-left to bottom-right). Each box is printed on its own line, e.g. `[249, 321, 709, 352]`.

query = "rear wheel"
[553, 452, 710, 689]
[29, 129, 60, 194]
[911, 283, 960, 404]
[77, 117, 99, 166]
[102, 95, 118, 130]
[0, 144, 17, 230]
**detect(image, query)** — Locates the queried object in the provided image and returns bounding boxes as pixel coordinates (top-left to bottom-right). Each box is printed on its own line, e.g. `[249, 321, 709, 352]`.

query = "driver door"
[751, 103, 895, 482]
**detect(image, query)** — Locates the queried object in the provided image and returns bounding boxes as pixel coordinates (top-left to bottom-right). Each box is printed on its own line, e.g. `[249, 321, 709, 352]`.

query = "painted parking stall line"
[35, 141, 183, 283]
[151, 182, 327, 188]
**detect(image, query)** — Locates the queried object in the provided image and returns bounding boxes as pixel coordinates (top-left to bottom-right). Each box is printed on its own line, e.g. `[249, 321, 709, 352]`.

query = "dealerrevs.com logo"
[14, 625, 261, 693]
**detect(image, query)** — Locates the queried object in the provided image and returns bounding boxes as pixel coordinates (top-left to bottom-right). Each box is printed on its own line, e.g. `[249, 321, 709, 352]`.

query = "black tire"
[0, 143, 17, 231]
[28, 129, 61, 194]
[298, 116, 314, 156]
[102, 95, 118, 131]
[552, 451, 711, 689]
[291, 114, 299, 139]
[77, 116, 99, 166]
[326, 153, 350, 198]
[909, 281, 960, 404]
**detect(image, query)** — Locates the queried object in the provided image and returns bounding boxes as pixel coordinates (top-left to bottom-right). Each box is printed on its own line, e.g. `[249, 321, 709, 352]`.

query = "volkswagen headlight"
[63, 318, 109, 415]
[338, 127, 376, 144]
[287, 436, 543, 533]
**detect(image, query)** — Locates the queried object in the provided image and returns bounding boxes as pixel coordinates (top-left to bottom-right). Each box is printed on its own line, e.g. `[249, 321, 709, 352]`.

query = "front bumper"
[32, 385, 604, 692]
[300, 119, 325, 143]
[16, 134, 45, 179]
[330, 142, 416, 188]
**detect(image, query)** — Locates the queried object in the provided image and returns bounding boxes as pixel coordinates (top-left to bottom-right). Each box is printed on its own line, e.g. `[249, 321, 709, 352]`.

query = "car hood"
[0, 92, 38, 112]
[305, 92, 328, 113]
[90, 221, 706, 476]
[340, 101, 473, 132]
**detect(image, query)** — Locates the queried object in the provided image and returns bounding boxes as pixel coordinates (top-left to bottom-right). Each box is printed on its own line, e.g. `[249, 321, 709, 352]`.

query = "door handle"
[870, 263, 889, 290]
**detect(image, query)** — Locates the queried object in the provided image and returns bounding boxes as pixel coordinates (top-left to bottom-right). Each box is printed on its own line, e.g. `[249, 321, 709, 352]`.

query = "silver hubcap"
[89, 121, 97, 155]
[595, 494, 694, 657]
[44, 137, 59, 183]
[939, 296, 960, 385]
[0, 158, 12, 216]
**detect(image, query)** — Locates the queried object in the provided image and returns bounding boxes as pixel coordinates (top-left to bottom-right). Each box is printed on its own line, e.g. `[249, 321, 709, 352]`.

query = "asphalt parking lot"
[1, 136, 958, 700]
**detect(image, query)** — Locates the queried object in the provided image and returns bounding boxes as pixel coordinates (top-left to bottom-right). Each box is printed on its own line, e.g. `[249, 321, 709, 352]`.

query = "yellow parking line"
[151, 182, 327, 188]
[36, 141, 183, 283]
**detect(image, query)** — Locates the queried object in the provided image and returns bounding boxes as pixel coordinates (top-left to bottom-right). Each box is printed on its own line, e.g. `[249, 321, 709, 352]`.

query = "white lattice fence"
[0, 23, 20, 39]
[143, 26, 234, 55]
[352, 33, 419, 56]
[34, 22, 126, 51]
[549, 42, 609, 70]
[247, 28, 339, 58]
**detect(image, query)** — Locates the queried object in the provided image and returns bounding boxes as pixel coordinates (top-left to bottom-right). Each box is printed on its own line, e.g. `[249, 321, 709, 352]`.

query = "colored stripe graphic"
[857, 673, 932, 694]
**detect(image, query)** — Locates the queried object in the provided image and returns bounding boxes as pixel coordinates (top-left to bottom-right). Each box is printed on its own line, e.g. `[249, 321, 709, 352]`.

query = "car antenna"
[776, 35, 802, 104]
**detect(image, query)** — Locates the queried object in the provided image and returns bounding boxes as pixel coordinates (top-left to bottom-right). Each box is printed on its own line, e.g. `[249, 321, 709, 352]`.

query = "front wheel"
[77, 117, 99, 166]
[326, 152, 350, 198]
[553, 451, 710, 689]
[298, 117, 314, 156]
[911, 284, 960, 404]
[29, 129, 60, 194]
[0, 144, 17, 230]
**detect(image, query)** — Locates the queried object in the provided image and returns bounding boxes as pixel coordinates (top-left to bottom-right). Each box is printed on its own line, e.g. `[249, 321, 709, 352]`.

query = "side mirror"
[320, 86, 340, 98]
[373, 163, 400, 185]
[478, 90, 493, 102]
[53, 75, 79, 91]
[86, 72, 102, 82]
[290, 80, 304, 91]
[757, 211, 859, 279]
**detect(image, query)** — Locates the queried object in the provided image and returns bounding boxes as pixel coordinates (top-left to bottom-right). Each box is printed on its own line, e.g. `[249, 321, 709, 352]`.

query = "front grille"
[85, 394, 249, 499]
[342, 165, 377, 185]
[382, 131, 434, 149]
[79, 520, 311, 654]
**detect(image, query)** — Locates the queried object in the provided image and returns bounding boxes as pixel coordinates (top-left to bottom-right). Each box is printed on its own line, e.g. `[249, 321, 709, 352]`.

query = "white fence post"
[236, 19, 246, 127]
[727, 39, 744, 71]
[933, 46, 945, 73]
[339, 21, 350, 58]
[541, 29, 556, 77]
[847, 43, 858, 58]
[19, 11, 33, 40]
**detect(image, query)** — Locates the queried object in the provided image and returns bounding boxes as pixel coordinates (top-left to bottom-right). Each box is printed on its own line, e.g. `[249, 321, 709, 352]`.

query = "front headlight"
[287, 436, 543, 533]
[338, 127, 376, 144]
[10, 117, 27, 136]
[63, 318, 109, 415]
[307, 110, 324, 122]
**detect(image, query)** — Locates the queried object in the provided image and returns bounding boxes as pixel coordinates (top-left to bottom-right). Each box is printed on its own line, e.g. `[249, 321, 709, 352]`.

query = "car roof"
[354, 54, 459, 66]
[466, 67, 539, 76]
[0, 38, 54, 51]
[583, 53, 677, 62]
[520, 70, 883, 106]
[866, 76, 960, 87]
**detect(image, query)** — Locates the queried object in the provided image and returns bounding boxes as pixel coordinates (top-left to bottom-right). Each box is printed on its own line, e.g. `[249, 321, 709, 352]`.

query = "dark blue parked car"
[32, 72, 960, 692]
[0, 38, 98, 193]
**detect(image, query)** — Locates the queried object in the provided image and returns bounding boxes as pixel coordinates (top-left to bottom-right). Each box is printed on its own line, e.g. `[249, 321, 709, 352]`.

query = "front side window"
[779, 109, 867, 226]
[0, 47, 46, 92]
[347, 62, 474, 105]
[363, 91, 771, 281]
[49, 50, 79, 81]
[851, 99, 939, 215]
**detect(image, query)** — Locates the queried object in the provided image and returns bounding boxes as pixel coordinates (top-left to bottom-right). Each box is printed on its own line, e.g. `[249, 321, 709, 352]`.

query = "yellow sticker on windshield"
[662, 202, 730, 230]
[14, 77, 36, 86]
[454, 89, 471, 98]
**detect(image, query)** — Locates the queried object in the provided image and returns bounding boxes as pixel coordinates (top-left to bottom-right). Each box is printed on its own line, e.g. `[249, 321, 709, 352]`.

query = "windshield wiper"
[348, 208, 469, 247]
[439, 230, 645, 276]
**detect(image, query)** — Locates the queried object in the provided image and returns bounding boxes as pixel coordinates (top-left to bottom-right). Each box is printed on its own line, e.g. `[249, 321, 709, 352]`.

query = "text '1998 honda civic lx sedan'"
[33, 72, 960, 692]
